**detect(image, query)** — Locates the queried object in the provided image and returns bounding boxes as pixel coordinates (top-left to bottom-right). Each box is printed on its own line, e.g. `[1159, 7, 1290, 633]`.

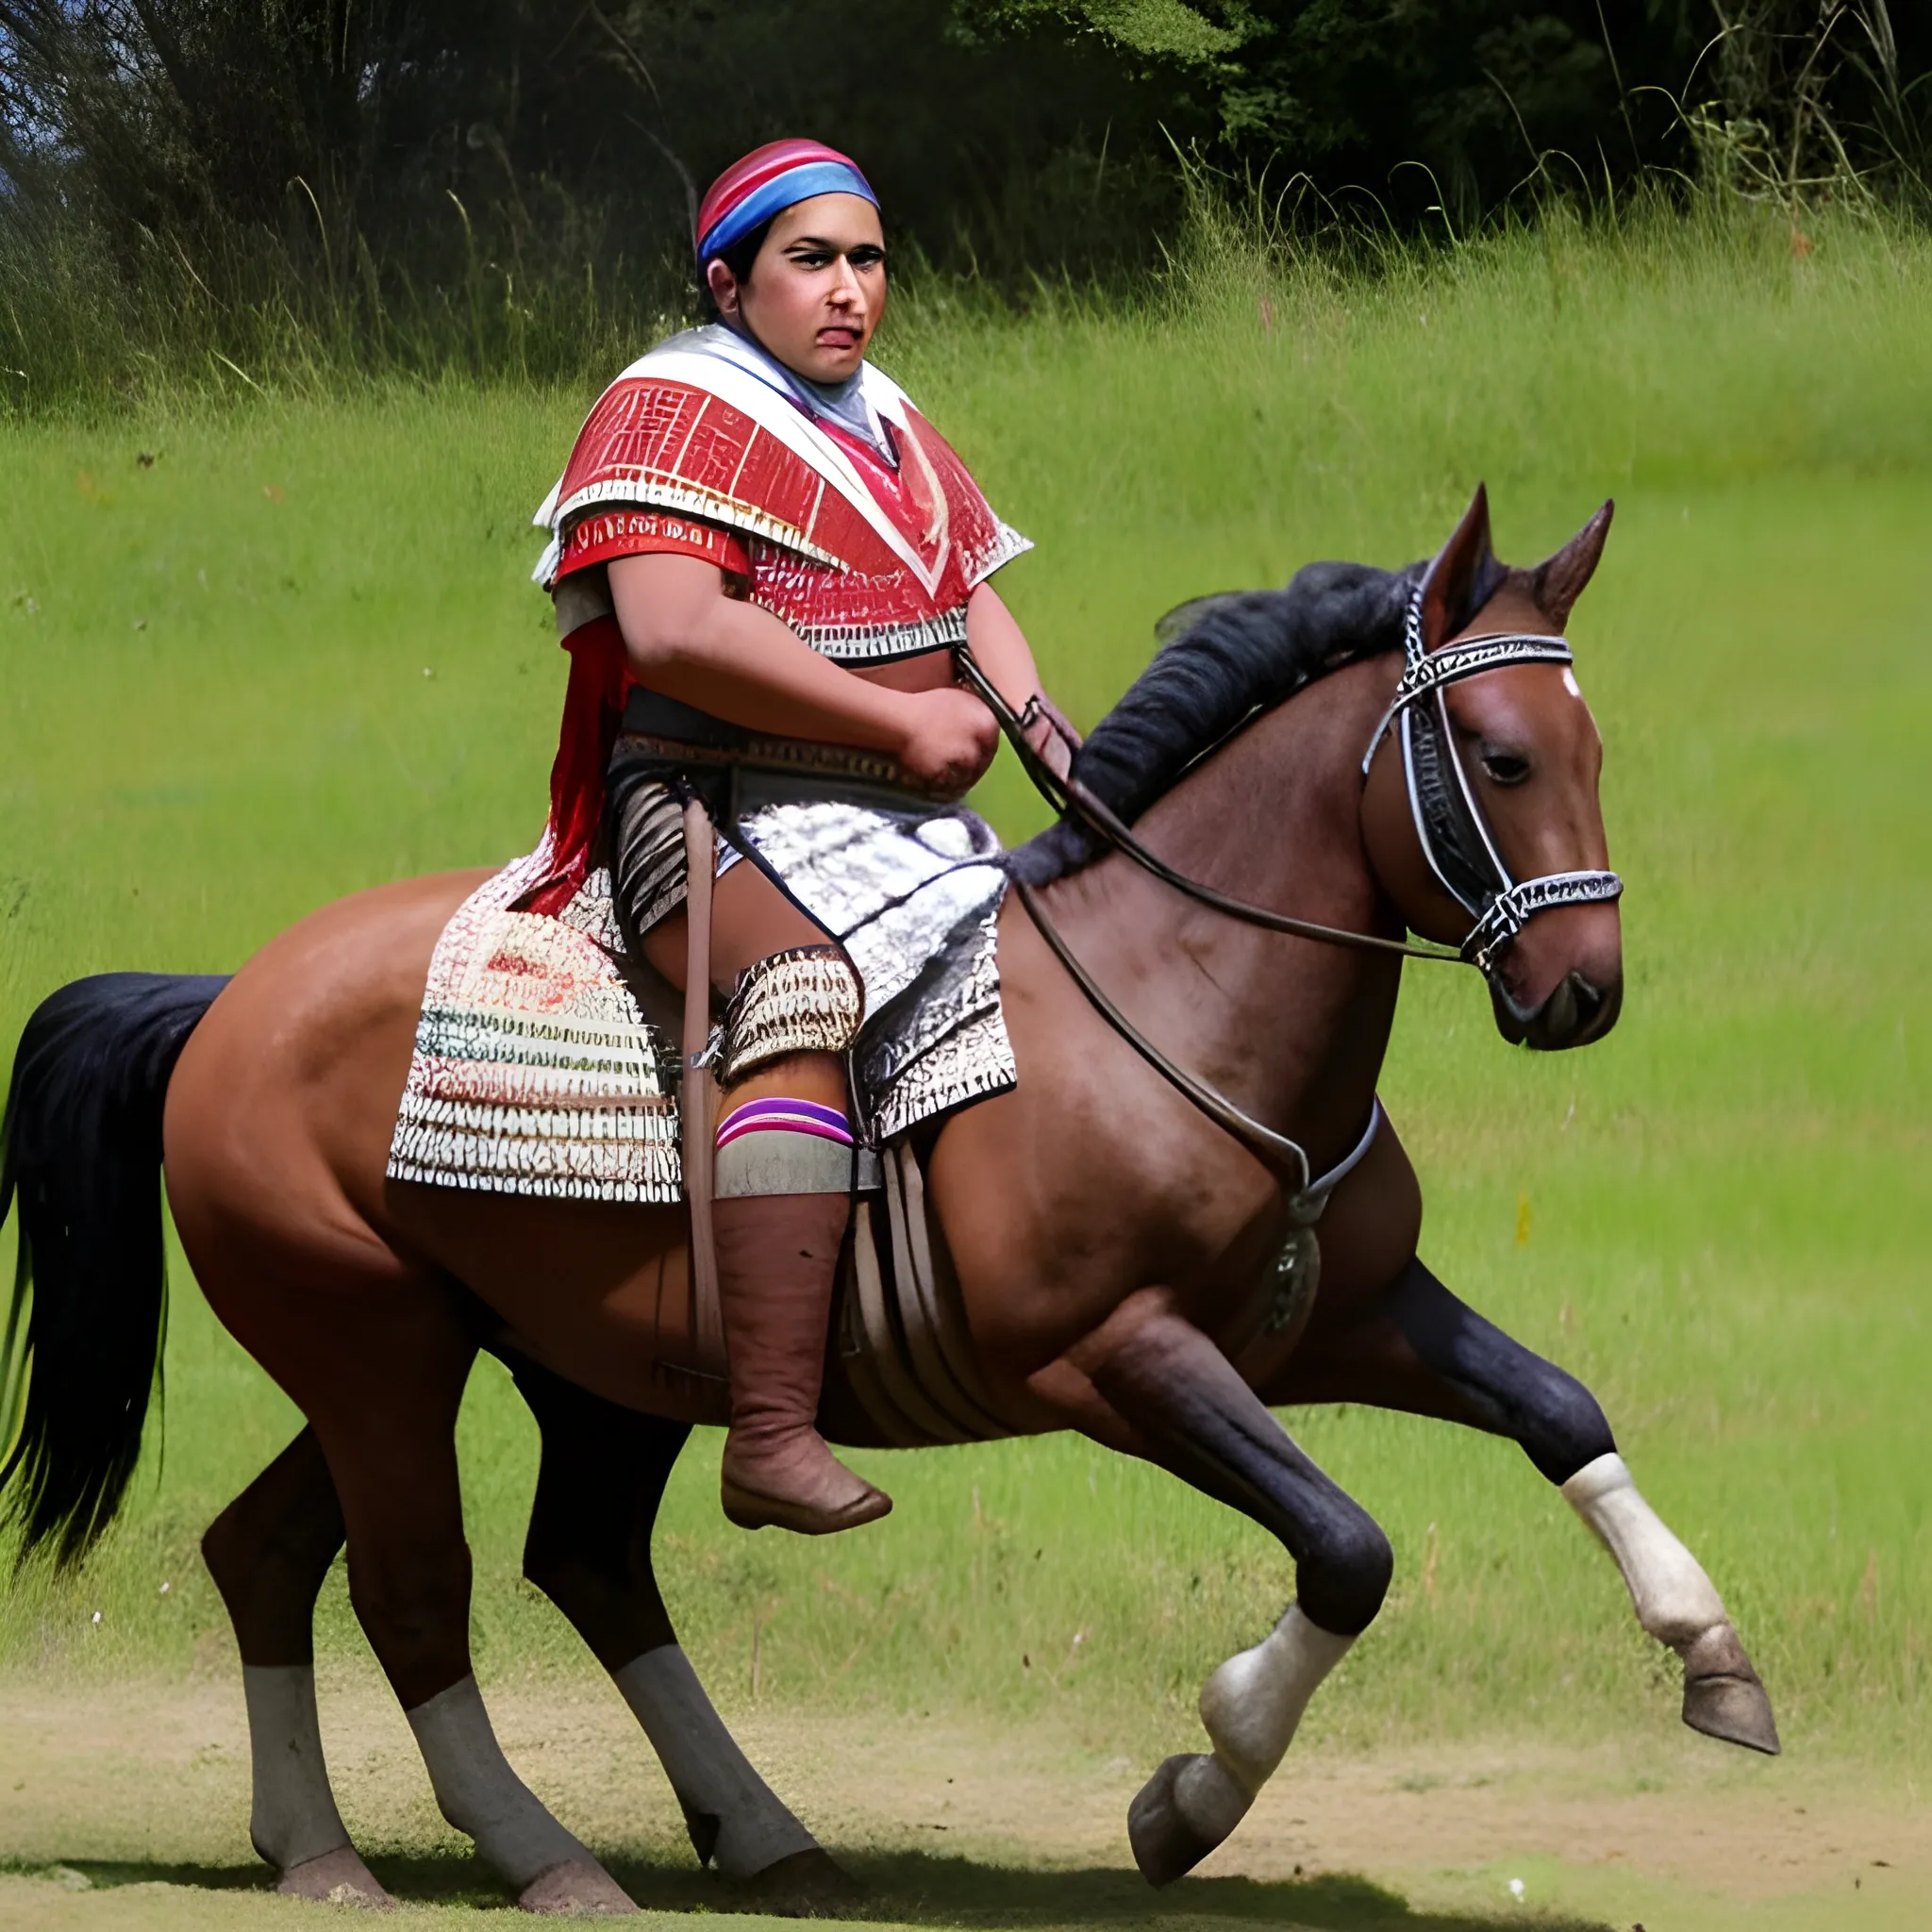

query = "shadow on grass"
[6, 1850, 1615, 1928]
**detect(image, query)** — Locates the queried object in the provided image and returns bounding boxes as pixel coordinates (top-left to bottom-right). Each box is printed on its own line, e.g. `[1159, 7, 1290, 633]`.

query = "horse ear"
[1420, 483, 1496, 649]
[1534, 500, 1615, 629]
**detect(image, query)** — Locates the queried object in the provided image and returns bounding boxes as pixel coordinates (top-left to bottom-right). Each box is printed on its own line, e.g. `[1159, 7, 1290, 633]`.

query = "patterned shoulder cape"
[531, 325, 1029, 632]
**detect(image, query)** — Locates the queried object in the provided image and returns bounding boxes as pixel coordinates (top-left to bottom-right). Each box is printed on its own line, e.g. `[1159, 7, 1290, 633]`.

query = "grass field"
[2, 204, 1929, 1923]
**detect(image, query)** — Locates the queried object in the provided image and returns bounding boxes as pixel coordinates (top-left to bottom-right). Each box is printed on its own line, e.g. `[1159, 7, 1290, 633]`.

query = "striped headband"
[695, 139, 878, 266]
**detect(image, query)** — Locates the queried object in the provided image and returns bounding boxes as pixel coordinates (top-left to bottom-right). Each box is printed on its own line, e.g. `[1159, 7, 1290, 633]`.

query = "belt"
[613, 687, 927, 803]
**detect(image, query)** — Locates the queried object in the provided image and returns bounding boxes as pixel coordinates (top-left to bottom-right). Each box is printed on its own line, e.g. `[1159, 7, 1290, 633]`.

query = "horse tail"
[0, 973, 228, 1567]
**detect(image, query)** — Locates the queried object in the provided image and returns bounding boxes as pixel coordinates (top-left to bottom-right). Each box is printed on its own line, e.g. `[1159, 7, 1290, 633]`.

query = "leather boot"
[714, 1192, 891, 1534]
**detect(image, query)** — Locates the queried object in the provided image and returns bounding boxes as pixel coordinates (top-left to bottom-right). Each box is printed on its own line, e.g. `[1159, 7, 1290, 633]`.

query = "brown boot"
[713, 1192, 891, 1534]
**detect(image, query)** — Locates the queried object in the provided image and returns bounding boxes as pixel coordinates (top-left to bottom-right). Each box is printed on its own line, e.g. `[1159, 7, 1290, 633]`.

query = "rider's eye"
[1480, 748, 1531, 786]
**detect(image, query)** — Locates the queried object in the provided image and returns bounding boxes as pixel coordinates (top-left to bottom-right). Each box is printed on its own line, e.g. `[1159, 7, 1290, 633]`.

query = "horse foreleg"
[1285, 1257, 1779, 1755]
[502, 1351, 850, 1907]
[201, 1427, 391, 1907]
[1073, 1304, 1391, 1886]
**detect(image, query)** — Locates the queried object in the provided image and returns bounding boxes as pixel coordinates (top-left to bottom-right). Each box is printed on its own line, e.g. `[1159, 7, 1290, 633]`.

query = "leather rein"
[955, 587, 1623, 1203]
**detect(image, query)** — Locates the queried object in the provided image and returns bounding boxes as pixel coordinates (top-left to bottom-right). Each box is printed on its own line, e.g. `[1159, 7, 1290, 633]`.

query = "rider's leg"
[1059, 1304, 1392, 1887]
[626, 800, 888, 1536]
[1277, 1254, 1778, 1754]
[201, 1429, 391, 1907]
[502, 1349, 845, 1895]
[708, 970, 887, 1534]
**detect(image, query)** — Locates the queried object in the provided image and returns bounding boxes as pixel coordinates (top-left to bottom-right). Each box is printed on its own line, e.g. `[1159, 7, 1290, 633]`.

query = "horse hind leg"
[502, 1349, 858, 1912]
[200, 1428, 391, 1907]
[225, 1274, 638, 1914]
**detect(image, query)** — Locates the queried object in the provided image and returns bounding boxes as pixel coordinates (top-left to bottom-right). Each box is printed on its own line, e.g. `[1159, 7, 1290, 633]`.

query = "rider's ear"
[706, 258, 741, 318]
[1420, 483, 1499, 649]
[1533, 500, 1615, 630]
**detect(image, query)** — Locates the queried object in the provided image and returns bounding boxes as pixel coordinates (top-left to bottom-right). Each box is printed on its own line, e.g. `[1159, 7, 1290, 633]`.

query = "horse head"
[1362, 485, 1623, 1051]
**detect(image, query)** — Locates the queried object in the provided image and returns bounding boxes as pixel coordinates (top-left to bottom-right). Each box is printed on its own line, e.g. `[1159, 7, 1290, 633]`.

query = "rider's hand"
[896, 687, 1000, 797]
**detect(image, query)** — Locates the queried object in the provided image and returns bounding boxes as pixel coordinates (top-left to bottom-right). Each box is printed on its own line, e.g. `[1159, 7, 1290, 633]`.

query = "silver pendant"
[1263, 1225, 1322, 1335]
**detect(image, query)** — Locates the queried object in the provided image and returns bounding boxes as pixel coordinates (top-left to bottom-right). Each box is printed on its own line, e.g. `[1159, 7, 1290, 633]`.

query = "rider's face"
[707, 193, 887, 383]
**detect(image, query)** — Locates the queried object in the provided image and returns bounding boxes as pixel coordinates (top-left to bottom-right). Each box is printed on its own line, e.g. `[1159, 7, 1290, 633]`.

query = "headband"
[696, 139, 878, 265]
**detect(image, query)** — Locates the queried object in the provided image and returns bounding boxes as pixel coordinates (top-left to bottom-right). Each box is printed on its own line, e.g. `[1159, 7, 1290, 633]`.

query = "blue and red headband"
[695, 139, 878, 266]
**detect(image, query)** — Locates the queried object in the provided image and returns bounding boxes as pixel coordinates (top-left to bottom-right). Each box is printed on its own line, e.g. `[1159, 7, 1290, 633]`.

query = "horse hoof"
[729, 1846, 866, 1916]
[517, 1857, 640, 1914]
[1680, 1624, 1782, 1756]
[1128, 1754, 1224, 1889]
[276, 1845, 394, 1908]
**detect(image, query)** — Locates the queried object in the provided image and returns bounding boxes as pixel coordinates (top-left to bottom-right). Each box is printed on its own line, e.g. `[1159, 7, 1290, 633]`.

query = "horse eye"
[1480, 748, 1531, 786]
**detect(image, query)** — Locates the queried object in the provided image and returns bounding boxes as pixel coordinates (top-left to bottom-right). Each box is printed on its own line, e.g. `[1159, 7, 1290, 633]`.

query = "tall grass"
[1, 202, 1927, 1777]
[0, 193, 681, 413]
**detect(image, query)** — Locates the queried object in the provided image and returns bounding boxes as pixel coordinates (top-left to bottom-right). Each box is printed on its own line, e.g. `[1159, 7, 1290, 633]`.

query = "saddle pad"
[387, 838, 1015, 1201]
[387, 853, 682, 1202]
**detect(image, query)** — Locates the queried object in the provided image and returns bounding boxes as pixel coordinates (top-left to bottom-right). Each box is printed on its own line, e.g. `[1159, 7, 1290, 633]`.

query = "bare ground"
[1, 1674, 1925, 1930]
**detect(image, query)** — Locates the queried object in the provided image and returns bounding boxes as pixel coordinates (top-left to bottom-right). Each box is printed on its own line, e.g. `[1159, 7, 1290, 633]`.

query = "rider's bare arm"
[965, 582, 1077, 780]
[608, 550, 996, 797]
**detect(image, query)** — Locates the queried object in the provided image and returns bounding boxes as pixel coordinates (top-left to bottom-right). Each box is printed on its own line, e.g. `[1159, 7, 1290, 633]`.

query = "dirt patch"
[1, 1674, 1924, 1929]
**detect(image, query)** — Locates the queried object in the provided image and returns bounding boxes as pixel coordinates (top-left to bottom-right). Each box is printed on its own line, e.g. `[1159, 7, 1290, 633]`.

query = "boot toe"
[722, 1468, 892, 1536]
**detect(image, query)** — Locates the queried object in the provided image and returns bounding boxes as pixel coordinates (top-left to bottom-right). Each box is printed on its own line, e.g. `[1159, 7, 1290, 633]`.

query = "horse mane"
[1010, 558, 1424, 885]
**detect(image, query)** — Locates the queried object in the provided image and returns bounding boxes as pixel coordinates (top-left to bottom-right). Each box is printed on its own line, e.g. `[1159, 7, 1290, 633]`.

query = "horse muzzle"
[1487, 903, 1624, 1051]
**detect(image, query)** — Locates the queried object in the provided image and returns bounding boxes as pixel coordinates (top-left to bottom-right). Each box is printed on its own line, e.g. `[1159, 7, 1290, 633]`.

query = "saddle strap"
[681, 797, 725, 1368]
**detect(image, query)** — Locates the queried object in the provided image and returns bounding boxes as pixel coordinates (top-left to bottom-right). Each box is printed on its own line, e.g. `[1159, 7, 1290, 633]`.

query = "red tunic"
[524, 328, 1029, 913]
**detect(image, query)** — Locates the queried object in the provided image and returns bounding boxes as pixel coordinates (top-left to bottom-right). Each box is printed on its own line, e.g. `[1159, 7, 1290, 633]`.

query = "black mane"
[1010, 558, 1422, 884]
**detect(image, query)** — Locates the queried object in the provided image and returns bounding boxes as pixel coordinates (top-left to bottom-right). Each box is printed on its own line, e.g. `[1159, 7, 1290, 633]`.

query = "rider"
[525, 140, 1072, 1536]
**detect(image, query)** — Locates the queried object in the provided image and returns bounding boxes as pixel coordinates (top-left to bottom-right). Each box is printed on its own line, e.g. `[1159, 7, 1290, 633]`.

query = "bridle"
[954, 574, 1622, 1205]
[1363, 586, 1624, 974]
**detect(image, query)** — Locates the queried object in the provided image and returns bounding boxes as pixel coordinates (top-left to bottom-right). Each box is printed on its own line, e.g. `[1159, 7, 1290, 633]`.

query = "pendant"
[1263, 1224, 1322, 1335]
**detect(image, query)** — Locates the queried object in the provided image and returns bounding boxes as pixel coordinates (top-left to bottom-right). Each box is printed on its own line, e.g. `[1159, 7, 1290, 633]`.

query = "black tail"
[0, 973, 228, 1566]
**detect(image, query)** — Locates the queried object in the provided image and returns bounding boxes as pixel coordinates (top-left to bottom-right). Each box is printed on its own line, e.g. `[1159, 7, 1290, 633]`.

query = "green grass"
[1, 202, 1927, 1784]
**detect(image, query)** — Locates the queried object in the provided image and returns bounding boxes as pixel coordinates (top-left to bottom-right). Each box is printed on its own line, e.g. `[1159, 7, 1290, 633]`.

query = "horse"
[0, 488, 1779, 1914]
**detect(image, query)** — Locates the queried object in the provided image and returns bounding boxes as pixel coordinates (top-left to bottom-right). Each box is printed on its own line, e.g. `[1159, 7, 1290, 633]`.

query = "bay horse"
[0, 489, 1778, 1914]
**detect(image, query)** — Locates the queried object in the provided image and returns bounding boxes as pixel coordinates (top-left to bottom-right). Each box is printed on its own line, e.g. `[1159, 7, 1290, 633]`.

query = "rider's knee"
[717, 946, 862, 1088]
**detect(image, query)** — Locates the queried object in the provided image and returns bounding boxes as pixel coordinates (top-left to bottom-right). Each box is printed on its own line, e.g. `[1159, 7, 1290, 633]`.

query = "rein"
[956, 584, 1623, 1195]
[957, 648, 1454, 965]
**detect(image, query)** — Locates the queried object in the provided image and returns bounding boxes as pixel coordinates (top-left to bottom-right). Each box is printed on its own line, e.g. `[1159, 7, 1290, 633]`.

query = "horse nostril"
[1568, 972, 1604, 1030]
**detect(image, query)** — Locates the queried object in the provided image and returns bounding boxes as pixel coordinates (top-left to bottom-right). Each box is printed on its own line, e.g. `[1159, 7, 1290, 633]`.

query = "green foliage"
[0, 202, 1927, 1774]
[2, 0, 1926, 401]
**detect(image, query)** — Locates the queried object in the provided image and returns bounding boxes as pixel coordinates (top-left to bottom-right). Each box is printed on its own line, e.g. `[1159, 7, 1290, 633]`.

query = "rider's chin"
[1488, 908, 1624, 1051]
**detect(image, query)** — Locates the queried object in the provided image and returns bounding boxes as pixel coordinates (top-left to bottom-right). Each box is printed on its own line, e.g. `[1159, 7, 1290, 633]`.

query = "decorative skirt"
[606, 756, 1017, 1144]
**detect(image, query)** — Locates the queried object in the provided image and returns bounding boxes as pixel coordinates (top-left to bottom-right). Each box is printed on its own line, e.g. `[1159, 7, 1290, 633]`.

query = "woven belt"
[615, 687, 925, 798]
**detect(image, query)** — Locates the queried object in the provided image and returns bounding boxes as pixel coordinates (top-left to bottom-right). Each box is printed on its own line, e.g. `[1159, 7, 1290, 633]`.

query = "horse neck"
[1055, 657, 1405, 1170]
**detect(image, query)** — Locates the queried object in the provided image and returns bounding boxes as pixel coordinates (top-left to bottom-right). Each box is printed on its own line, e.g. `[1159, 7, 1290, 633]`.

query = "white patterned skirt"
[606, 758, 1017, 1144]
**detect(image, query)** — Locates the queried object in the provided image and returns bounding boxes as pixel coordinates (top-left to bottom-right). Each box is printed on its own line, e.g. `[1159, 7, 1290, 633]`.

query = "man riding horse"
[520, 139, 1071, 1536]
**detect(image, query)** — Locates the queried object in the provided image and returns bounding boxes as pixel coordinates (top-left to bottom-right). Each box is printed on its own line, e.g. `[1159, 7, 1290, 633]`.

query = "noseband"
[1364, 588, 1624, 974]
